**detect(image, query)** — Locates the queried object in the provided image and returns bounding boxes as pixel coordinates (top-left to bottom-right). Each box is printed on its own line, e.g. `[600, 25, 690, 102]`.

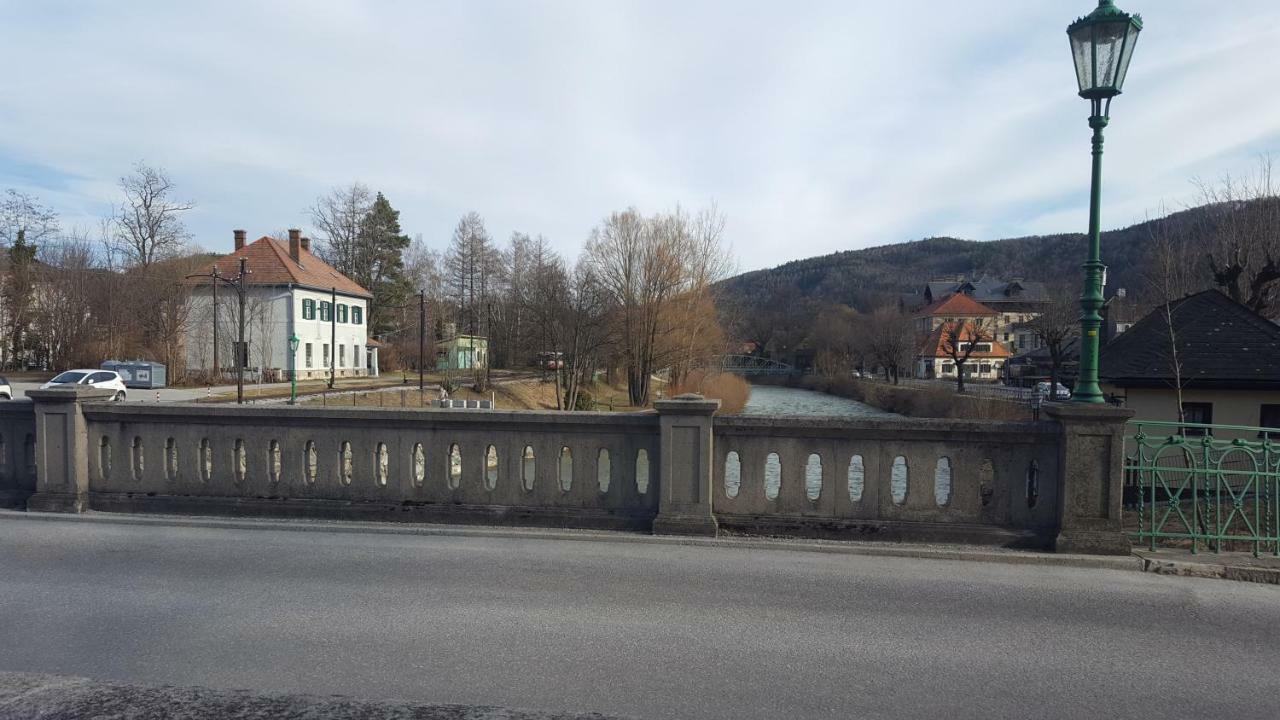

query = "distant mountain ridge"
[719, 203, 1221, 313]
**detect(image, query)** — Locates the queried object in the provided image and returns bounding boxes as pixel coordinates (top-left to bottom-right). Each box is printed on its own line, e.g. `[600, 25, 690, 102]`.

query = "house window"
[337, 304, 348, 324]
[355, 346, 362, 369]
[339, 345, 346, 368]
[352, 306, 363, 325]
[319, 301, 332, 322]
[942, 363, 955, 374]
[305, 343, 313, 368]
[1260, 405, 1280, 439]
[323, 344, 330, 368]
[1182, 402, 1213, 435]
[302, 299, 316, 320]
[979, 363, 991, 374]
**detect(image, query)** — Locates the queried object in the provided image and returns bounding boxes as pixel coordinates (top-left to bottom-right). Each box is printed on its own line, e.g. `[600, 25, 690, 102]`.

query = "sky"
[2, 0, 1279, 273]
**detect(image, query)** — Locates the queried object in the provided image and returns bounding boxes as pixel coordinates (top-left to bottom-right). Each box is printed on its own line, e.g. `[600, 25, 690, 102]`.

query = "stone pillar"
[1044, 403, 1135, 555]
[653, 393, 720, 536]
[26, 387, 114, 513]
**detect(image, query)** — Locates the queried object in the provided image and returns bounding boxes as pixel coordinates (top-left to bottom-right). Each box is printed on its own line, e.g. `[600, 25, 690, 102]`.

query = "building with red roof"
[184, 229, 378, 381]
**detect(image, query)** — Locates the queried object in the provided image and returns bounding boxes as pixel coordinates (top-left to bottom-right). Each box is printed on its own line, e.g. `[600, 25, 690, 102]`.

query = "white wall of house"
[185, 286, 370, 380]
[1102, 385, 1280, 442]
[917, 356, 1005, 381]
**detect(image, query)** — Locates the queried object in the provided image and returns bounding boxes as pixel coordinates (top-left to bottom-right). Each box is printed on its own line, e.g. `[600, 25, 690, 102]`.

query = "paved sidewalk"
[1134, 547, 1280, 585]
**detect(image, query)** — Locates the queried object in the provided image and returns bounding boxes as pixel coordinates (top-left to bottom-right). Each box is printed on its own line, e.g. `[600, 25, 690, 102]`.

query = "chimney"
[288, 228, 301, 263]
[300, 236, 311, 253]
[234, 229, 246, 251]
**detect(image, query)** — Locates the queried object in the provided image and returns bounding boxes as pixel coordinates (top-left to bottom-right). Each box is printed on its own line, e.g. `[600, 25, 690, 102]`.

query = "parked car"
[1035, 381, 1071, 400]
[0, 376, 10, 400]
[39, 369, 128, 400]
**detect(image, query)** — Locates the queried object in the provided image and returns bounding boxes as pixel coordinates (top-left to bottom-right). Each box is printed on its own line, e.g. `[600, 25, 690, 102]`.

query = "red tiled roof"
[919, 321, 1013, 359]
[188, 237, 372, 299]
[915, 293, 999, 318]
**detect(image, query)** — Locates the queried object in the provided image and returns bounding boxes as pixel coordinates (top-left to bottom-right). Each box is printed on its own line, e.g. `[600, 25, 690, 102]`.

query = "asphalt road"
[4, 379, 287, 402]
[1, 516, 1278, 720]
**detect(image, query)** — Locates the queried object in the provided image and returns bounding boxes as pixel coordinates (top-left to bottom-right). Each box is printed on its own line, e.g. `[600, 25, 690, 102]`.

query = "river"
[738, 384, 897, 418]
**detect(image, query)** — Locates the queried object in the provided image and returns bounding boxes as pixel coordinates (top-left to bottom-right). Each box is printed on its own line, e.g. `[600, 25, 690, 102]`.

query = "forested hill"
[718, 203, 1219, 313]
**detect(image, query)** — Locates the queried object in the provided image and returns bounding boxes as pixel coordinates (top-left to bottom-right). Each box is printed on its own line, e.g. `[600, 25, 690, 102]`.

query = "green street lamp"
[1067, 0, 1142, 403]
[288, 333, 301, 405]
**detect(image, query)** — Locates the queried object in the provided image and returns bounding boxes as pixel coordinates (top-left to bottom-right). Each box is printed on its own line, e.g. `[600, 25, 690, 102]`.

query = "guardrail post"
[25, 387, 116, 513]
[1044, 403, 1135, 555]
[653, 393, 720, 536]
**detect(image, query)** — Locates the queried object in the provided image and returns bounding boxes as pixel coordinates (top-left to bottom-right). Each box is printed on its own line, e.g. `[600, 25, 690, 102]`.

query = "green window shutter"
[302, 299, 315, 320]
[338, 304, 348, 323]
[352, 306, 363, 325]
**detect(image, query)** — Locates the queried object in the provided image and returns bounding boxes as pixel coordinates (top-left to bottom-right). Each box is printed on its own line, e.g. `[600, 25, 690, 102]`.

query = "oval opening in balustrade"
[448, 444, 462, 489]
[979, 458, 995, 507]
[234, 439, 247, 485]
[724, 451, 741, 498]
[890, 456, 908, 505]
[521, 446, 536, 491]
[559, 447, 573, 493]
[268, 440, 281, 484]
[165, 437, 178, 481]
[485, 445, 499, 491]
[805, 454, 822, 501]
[377, 443, 389, 487]
[413, 443, 426, 487]
[1026, 460, 1039, 508]
[764, 452, 781, 500]
[200, 438, 212, 482]
[635, 449, 650, 495]
[131, 436, 144, 482]
[597, 449, 611, 494]
[934, 456, 952, 507]
[340, 442, 353, 485]
[99, 436, 111, 481]
[305, 441, 318, 484]
[848, 455, 865, 502]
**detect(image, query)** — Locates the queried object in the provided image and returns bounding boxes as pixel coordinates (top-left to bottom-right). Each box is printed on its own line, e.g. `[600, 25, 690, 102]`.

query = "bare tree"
[1, 189, 59, 248]
[864, 306, 915, 384]
[112, 162, 194, 269]
[1143, 207, 1196, 422]
[1027, 296, 1078, 395]
[310, 182, 373, 274]
[1196, 155, 1280, 317]
[32, 232, 98, 369]
[939, 318, 994, 394]
[444, 212, 501, 388]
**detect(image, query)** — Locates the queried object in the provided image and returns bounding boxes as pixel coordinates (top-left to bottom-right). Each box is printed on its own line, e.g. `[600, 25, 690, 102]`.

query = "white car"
[40, 370, 128, 401]
[0, 376, 10, 400]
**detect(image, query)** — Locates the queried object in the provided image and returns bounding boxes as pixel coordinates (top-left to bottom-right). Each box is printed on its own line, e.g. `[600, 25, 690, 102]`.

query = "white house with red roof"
[184, 229, 377, 381]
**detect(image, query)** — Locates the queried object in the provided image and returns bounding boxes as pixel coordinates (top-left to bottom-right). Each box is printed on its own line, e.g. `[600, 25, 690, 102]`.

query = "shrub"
[670, 371, 751, 414]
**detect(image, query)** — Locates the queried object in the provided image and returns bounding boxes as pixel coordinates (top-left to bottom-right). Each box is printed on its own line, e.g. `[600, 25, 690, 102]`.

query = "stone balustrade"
[0, 399, 37, 508]
[6, 388, 1134, 554]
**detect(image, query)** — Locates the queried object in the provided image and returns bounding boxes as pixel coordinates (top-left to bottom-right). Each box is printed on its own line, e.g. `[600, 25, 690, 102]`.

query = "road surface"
[1, 515, 1277, 719]
[4, 379, 292, 402]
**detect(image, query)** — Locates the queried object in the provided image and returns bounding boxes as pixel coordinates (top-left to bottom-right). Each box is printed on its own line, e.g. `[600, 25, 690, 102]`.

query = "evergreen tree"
[357, 192, 413, 337]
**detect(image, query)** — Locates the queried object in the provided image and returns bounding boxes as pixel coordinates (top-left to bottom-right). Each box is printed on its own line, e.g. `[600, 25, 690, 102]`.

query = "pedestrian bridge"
[705, 354, 797, 376]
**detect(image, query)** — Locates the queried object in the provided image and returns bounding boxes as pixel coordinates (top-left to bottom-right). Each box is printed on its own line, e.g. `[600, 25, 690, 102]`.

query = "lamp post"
[1067, 0, 1142, 403]
[288, 333, 300, 405]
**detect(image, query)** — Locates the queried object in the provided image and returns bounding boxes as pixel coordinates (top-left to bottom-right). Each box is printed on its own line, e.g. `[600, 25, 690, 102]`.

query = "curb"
[0, 509, 1143, 572]
[1136, 555, 1280, 585]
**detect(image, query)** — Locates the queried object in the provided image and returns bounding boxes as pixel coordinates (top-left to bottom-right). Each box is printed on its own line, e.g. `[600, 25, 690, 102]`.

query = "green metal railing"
[1125, 420, 1280, 556]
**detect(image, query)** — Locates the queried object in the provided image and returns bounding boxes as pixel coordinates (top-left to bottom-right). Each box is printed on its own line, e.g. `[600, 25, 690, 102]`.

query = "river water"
[738, 384, 897, 418]
[733, 384, 898, 500]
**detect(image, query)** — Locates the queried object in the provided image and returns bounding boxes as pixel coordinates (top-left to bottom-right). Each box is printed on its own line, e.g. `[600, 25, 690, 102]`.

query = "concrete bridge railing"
[3, 388, 1133, 554]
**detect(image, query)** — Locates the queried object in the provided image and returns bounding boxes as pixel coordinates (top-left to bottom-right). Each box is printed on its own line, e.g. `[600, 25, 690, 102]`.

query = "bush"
[670, 371, 751, 414]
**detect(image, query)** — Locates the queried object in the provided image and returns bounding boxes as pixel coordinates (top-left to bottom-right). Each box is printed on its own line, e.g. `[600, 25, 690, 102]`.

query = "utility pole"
[236, 256, 247, 404]
[328, 286, 337, 389]
[187, 259, 250, 403]
[418, 289, 426, 392]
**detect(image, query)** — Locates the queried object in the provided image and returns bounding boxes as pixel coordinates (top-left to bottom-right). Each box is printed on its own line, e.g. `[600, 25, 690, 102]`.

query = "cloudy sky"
[2, 0, 1279, 272]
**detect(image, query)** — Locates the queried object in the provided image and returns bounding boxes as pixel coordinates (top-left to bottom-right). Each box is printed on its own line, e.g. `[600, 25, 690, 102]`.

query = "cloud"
[0, 0, 1277, 272]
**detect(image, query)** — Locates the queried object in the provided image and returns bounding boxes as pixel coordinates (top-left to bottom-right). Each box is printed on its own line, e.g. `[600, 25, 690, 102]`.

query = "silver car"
[0, 376, 10, 400]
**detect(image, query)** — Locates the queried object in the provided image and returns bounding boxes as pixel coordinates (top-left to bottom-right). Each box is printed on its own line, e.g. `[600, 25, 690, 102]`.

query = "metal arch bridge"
[702, 355, 798, 376]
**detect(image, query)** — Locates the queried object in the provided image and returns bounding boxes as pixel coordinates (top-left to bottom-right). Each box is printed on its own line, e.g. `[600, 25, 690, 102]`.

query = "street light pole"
[1066, 0, 1142, 403]
[236, 256, 247, 405]
[288, 333, 300, 405]
[418, 289, 426, 392]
